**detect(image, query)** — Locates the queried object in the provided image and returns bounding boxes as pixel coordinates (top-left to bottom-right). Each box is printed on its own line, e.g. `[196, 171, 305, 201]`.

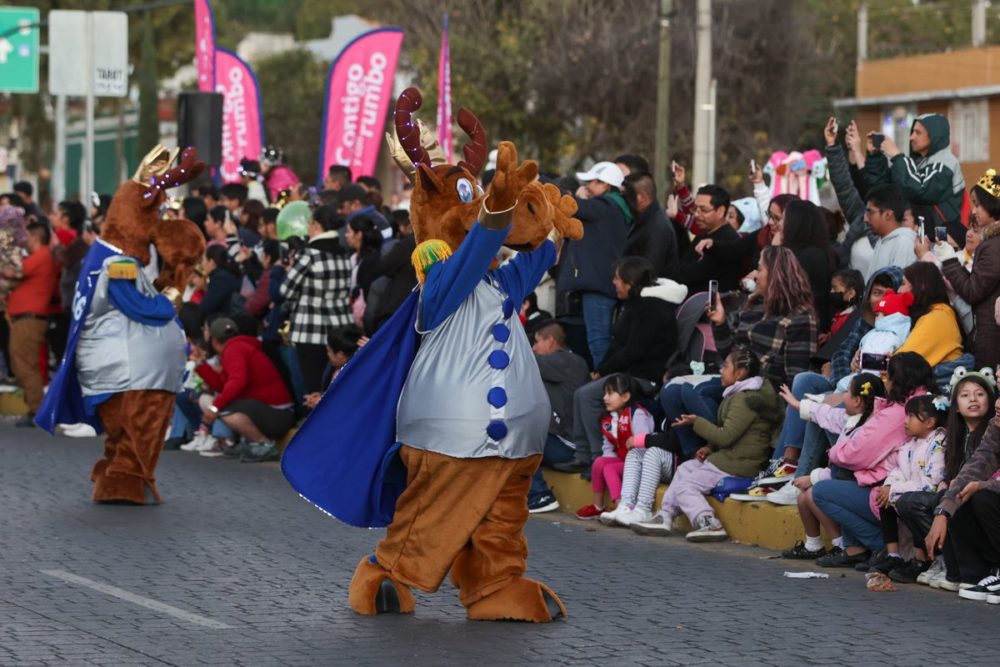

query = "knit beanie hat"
[874, 289, 914, 317]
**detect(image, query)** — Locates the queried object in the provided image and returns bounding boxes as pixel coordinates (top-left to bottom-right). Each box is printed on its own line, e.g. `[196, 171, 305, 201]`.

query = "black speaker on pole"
[177, 92, 224, 167]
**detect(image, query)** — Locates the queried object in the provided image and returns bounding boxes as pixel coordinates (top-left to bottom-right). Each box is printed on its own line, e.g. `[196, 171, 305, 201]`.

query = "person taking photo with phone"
[863, 113, 967, 247]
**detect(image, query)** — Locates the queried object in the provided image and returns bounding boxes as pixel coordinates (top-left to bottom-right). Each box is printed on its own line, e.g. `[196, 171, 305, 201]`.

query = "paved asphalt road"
[2, 422, 999, 666]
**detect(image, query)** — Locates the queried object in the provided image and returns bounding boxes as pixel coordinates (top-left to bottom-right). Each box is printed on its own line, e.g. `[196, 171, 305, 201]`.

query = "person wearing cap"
[194, 316, 296, 462]
[555, 160, 630, 368]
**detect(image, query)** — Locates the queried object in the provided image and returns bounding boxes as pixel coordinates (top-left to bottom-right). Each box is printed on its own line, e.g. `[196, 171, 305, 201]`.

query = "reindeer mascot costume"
[283, 89, 582, 622]
[37, 146, 206, 505]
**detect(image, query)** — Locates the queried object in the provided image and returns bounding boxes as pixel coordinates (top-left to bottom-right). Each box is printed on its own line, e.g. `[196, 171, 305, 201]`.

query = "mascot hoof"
[466, 577, 566, 623]
[349, 555, 415, 616]
[93, 474, 156, 505]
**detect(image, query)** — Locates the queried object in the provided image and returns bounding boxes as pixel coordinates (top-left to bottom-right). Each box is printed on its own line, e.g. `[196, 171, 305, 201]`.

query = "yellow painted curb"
[541, 468, 817, 551]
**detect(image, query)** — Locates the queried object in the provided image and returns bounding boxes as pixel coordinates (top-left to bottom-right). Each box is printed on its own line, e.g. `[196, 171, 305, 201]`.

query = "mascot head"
[101, 145, 207, 299]
[386, 87, 582, 281]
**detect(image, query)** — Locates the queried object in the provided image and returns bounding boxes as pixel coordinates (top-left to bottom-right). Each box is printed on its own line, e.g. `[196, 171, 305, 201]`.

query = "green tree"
[253, 49, 328, 185]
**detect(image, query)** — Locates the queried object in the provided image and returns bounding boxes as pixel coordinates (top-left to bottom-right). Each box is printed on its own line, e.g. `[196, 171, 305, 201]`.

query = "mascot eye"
[456, 178, 475, 203]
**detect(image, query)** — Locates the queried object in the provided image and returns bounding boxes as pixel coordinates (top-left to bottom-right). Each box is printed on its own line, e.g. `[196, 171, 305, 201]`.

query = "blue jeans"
[795, 420, 838, 479]
[660, 377, 722, 457]
[581, 292, 617, 368]
[169, 390, 203, 439]
[812, 479, 883, 551]
[543, 434, 576, 467]
[772, 372, 834, 461]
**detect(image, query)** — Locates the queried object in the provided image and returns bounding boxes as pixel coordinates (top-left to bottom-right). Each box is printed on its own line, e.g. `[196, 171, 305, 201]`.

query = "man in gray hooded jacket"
[863, 112, 967, 246]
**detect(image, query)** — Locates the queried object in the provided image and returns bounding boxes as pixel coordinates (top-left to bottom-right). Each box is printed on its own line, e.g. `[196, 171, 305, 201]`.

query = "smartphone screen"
[749, 159, 757, 174]
[936, 226, 948, 244]
[708, 280, 719, 312]
[861, 352, 889, 373]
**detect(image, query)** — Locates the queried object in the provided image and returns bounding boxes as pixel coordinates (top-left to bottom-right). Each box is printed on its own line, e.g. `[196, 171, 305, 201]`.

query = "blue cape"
[280, 290, 420, 528]
[35, 240, 119, 434]
[280, 224, 555, 529]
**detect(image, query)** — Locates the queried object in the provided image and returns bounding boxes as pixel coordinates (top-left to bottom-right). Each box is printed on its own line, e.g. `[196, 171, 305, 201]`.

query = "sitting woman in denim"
[767, 267, 901, 480]
[809, 352, 936, 568]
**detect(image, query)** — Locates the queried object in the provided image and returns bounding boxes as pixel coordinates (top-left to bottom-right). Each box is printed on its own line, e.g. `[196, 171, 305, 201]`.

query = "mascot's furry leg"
[92, 390, 174, 504]
[349, 447, 564, 622]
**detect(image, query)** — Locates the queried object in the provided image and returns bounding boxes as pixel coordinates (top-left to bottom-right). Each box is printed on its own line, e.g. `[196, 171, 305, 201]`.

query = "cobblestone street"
[2, 424, 998, 666]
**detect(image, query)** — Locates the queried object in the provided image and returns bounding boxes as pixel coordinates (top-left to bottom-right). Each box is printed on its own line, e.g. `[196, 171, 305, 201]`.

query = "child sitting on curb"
[574, 375, 654, 520]
[631, 347, 781, 542]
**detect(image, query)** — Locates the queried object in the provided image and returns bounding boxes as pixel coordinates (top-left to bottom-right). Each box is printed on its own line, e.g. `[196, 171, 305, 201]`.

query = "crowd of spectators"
[2, 112, 1000, 602]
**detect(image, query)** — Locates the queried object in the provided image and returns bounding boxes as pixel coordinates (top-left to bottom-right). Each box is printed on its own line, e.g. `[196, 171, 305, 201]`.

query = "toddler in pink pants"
[575, 375, 654, 520]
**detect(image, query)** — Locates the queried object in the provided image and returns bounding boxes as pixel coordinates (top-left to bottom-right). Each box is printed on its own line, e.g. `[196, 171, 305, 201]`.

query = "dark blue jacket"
[555, 194, 629, 299]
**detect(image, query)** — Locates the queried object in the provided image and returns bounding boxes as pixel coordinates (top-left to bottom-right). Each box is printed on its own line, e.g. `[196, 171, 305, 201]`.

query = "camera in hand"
[871, 133, 885, 150]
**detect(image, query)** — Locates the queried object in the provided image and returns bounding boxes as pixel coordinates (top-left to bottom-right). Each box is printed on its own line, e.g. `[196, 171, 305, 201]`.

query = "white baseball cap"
[575, 161, 624, 189]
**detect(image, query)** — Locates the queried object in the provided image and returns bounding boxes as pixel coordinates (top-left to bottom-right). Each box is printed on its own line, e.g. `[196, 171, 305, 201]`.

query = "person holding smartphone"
[862, 113, 967, 248]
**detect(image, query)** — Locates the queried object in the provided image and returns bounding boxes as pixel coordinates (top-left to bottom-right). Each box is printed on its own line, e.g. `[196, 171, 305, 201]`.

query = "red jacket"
[7, 245, 59, 317]
[600, 406, 648, 460]
[195, 335, 292, 410]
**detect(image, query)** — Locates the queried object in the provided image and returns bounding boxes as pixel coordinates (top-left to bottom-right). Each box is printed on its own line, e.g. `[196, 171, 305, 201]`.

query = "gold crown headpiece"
[976, 168, 1000, 200]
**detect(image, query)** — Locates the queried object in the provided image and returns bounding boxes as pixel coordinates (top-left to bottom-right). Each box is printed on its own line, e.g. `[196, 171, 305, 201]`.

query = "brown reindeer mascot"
[283, 88, 583, 622]
[37, 146, 207, 505]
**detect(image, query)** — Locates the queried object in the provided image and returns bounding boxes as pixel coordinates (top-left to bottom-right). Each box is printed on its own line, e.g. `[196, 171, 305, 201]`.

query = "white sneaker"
[195, 435, 219, 452]
[631, 513, 674, 536]
[599, 504, 631, 526]
[765, 482, 801, 506]
[918, 558, 945, 586]
[181, 433, 209, 452]
[199, 443, 224, 457]
[685, 515, 728, 543]
[59, 423, 98, 438]
[619, 506, 654, 527]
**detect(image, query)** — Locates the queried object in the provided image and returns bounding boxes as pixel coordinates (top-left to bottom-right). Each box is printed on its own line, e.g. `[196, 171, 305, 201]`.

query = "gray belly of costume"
[396, 279, 550, 459]
[76, 256, 186, 396]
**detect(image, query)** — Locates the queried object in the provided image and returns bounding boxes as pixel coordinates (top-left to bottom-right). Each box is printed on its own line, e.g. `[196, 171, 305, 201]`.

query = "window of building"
[950, 99, 989, 162]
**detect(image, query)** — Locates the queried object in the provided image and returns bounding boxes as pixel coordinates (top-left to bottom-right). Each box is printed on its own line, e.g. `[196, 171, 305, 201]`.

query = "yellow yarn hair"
[412, 239, 453, 284]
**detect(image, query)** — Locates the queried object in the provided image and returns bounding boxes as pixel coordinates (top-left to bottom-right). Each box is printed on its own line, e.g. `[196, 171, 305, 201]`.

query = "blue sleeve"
[492, 240, 556, 308]
[420, 222, 510, 330]
[108, 279, 176, 326]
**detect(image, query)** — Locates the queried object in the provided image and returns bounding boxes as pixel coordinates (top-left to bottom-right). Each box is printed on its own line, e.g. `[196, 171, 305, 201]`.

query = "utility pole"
[654, 0, 672, 195]
[857, 3, 868, 66]
[692, 0, 712, 186]
[973, 0, 987, 48]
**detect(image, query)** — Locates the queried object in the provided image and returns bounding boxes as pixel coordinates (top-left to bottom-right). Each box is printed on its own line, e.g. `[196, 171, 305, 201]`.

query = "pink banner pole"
[215, 48, 264, 183]
[436, 13, 453, 164]
[318, 28, 405, 184]
[194, 0, 216, 92]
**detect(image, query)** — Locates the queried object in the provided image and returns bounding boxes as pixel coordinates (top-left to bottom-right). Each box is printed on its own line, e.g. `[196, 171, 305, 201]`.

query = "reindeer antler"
[457, 108, 487, 176]
[394, 88, 432, 170]
[142, 147, 206, 203]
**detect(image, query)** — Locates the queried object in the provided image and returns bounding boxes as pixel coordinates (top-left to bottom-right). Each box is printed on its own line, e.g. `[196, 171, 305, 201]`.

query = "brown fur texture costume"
[90, 147, 206, 504]
[348, 89, 582, 622]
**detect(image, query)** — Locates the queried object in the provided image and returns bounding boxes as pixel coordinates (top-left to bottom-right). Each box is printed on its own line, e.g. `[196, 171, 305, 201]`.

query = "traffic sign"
[49, 10, 129, 98]
[0, 7, 41, 93]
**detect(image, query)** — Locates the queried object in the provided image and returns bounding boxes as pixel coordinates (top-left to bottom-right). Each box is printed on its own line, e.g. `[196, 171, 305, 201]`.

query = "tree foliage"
[253, 48, 328, 186]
